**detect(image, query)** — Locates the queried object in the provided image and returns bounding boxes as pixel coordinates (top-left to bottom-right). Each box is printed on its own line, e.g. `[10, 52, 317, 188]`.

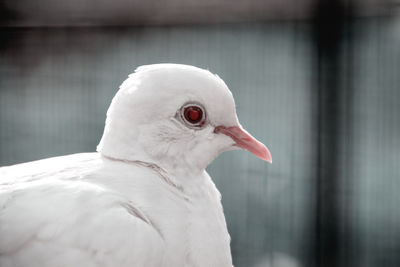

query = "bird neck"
[100, 154, 206, 192]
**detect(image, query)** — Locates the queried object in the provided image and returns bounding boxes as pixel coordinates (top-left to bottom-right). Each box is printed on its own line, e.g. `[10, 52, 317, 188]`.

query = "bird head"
[97, 64, 271, 175]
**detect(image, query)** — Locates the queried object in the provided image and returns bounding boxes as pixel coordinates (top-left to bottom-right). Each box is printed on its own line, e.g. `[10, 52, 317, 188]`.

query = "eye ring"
[180, 103, 206, 128]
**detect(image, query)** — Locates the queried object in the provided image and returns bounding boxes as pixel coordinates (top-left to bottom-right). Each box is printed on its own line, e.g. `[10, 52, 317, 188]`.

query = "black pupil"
[184, 106, 203, 124]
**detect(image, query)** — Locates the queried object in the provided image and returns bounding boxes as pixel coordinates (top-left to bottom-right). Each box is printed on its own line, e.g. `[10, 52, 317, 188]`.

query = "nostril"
[213, 125, 226, 134]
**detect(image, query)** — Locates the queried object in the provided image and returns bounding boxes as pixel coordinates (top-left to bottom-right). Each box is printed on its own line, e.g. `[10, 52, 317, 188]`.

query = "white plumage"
[0, 64, 271, 267]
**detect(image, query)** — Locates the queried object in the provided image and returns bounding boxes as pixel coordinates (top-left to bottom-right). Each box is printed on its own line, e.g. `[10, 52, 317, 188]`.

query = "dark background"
[1, 0, 400, 266]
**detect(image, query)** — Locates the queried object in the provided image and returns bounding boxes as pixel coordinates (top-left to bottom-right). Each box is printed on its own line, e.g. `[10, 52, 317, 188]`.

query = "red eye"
[183, 105, 203, 125]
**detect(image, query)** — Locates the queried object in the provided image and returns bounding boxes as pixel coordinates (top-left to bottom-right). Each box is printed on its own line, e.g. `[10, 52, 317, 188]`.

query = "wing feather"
[0, 178, 165, 267]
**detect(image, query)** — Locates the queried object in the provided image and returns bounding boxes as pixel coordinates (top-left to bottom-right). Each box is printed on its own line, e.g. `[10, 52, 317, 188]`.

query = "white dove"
[0, 64, 272, 267]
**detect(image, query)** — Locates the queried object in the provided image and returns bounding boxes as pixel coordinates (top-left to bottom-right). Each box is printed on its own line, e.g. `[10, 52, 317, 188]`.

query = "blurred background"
[1, 0, 400, 266]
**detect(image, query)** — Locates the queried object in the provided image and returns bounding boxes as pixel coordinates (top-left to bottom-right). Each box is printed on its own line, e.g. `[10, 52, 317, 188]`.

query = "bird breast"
[96, 159, 233, 266]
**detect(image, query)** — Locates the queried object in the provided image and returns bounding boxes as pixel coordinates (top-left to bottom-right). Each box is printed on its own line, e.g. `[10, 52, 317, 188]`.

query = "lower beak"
[214, 125, 272, 163]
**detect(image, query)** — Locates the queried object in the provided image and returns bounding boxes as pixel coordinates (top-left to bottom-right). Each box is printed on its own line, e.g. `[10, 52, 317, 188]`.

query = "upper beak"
[214, 125, 272, 163]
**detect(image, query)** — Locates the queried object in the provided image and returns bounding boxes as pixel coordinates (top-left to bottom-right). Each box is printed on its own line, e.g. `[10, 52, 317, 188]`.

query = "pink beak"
[214, 125, 272, 163]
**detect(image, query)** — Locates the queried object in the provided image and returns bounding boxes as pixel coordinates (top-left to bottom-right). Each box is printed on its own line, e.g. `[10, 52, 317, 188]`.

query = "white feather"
[0, 64, 243, 266]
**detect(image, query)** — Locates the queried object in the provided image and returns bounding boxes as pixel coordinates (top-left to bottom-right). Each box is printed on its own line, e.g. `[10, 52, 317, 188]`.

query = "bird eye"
[180, 104, 206, 128]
